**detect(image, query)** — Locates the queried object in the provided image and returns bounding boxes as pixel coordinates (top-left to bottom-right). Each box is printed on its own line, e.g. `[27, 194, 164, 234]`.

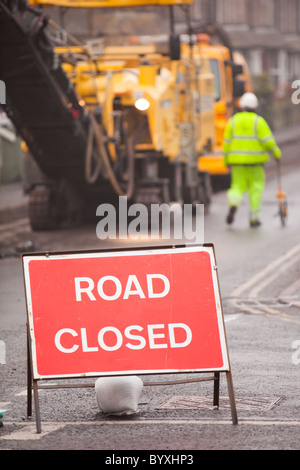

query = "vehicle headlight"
[134, 98, 150, 111]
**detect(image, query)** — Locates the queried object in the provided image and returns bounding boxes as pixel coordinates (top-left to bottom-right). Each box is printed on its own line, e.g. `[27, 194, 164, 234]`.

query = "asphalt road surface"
[1, 142, 300, 452]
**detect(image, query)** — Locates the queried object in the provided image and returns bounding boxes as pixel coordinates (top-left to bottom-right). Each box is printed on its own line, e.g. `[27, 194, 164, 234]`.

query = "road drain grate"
[156, 396, 283, 411]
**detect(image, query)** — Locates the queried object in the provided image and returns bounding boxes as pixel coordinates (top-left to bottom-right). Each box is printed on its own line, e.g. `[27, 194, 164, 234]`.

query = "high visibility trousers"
[227, 165, 265, 221]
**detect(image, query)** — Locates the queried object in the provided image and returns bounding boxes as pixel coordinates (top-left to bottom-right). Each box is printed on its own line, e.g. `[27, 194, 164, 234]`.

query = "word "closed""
[54, 323, 193, 353]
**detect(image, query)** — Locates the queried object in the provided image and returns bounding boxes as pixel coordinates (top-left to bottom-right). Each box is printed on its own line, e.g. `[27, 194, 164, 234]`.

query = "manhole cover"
[156, 396, 283, 411]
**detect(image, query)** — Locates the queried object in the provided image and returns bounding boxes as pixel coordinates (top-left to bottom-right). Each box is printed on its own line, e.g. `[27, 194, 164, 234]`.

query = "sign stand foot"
[27, 332, 32, 419]
[226, 371, 238, 425]
[213, 372, 220, 408]
[27, 329, 42, 433]
[33, 380, 42, 433]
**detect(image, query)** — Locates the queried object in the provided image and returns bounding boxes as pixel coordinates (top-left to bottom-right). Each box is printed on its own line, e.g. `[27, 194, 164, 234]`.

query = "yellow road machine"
[0, 0, 249, 229]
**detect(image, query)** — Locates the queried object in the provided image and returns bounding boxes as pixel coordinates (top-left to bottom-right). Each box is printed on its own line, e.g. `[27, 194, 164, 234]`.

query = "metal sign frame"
[23, 244, 238, 432]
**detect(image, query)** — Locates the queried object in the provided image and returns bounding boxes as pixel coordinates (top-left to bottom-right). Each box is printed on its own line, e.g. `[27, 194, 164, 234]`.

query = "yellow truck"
[0, 0, 250, 229]
[195, 27, 252, 188]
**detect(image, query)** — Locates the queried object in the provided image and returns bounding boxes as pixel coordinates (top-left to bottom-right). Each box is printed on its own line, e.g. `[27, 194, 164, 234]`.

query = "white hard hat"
[240, 92, 259, 110]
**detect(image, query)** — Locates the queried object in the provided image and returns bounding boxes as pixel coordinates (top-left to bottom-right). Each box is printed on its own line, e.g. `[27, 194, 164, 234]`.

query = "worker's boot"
[226, 206, 237, 225]
[250, 209, 261, 228]
[250, 219, 261, 228]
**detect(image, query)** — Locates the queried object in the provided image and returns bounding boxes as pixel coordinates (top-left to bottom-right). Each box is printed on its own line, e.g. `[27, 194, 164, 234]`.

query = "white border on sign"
[23, 246, 230, 379]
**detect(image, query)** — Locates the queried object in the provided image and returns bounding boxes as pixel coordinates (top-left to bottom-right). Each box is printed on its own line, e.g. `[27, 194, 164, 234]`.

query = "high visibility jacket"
[223, 111, 282, 165]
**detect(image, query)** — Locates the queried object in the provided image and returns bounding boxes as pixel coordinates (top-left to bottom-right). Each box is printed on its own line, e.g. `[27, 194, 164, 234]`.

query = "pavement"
[1, 153, 300, 449]
[0, 182, 28, 224]
[1, 129, 300, 449]
[0, 124, 299, 225]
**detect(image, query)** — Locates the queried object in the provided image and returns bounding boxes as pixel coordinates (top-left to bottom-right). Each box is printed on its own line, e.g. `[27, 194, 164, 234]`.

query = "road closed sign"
[23, 245, 230, 379]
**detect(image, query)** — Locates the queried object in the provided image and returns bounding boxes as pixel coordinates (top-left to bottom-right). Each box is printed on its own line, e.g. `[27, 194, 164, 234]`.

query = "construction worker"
[223, 92, 282, 227]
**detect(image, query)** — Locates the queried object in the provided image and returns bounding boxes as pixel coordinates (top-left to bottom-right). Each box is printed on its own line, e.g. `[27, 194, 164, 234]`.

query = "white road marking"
[249, 253, 300, 298]
[2, 418, 300, 440]
[279, 277, 300, 298]
[0, 422, 65, 440]
[231, 242, 300, 298]
[15, 390, 28, 397]
[229, 242, 300, 322]
[0, 218, 29, 234]
[224, 315, 240, 323]
[0, 341, 6, 364]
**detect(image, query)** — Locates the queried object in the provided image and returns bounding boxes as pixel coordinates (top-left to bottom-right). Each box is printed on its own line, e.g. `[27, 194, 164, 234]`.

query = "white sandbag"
[95, 376, 143, 415]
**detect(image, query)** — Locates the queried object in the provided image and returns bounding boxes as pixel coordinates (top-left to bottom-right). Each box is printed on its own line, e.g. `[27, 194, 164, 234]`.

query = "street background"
[1, 129, 300, 450]
[1, 0, 300, 452]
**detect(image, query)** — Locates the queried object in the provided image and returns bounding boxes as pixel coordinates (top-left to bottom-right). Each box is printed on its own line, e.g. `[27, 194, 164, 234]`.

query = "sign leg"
[33, 380, 42, 433]
[213, 372, 220, 408]
[27, 329, 32, 418]
[226, 371, 238, 425]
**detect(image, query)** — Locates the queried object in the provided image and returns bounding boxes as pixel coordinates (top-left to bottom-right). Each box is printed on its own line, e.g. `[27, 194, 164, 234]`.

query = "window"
[279, 0, 298, 33]
[216, 0, 248, 24]
[250, 0, 275, 28]
[209, 59, 221, 101]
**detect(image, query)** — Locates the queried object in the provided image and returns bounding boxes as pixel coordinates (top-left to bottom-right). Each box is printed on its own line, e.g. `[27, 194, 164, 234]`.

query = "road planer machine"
[0, 0, 249, 230]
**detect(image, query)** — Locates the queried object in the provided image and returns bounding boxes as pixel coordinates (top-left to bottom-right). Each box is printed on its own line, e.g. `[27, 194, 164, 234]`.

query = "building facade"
[47, 0, 300, 127]
[50, 0, 300, 96]
[192, 0, 300, 96]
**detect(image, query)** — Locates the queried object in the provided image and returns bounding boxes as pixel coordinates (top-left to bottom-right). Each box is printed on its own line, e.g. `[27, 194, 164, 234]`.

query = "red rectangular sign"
[23, 246, 230, 379]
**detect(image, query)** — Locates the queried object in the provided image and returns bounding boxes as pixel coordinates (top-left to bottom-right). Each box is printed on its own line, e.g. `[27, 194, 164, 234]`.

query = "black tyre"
[29, 186, 64, 231]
